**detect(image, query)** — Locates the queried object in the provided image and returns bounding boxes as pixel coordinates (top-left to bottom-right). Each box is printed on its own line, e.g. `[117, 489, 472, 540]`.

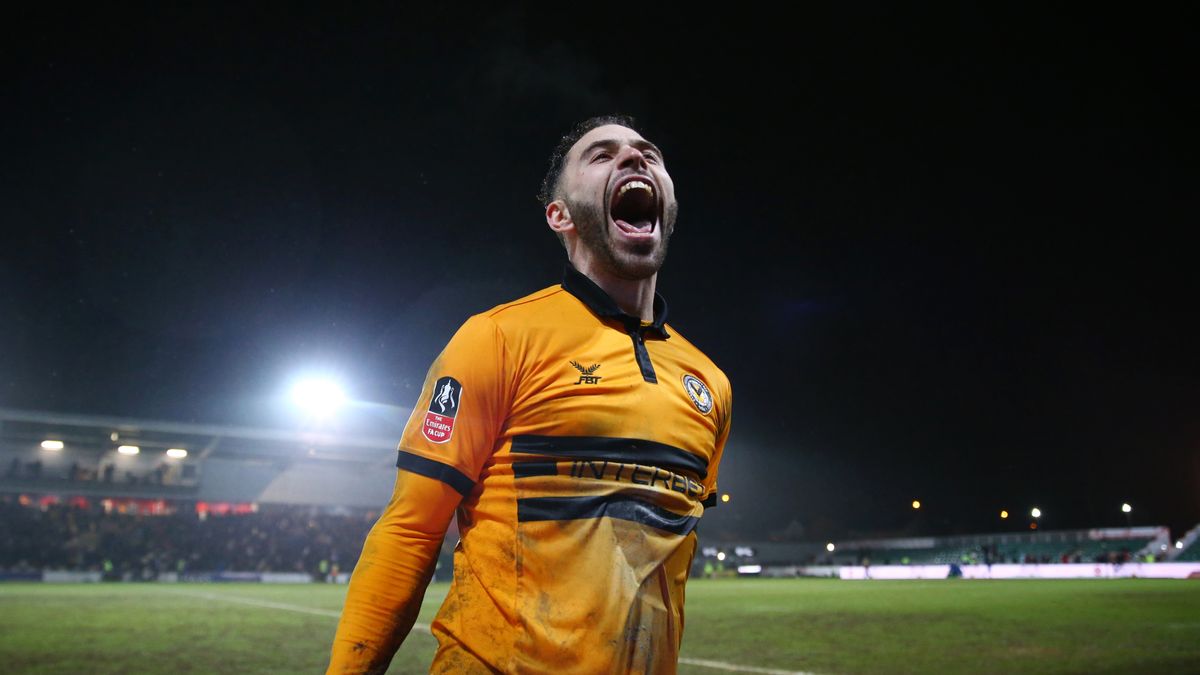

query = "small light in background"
[1176, 541, 1184, 550]
[1000, 510, 1009, 519]
[1121, 503, 1132, 514]
[911, 500, 921, 510]
[166, 448, 188, 459]
[721, 493, 731, 503]
[117, 445, 140, 455]
[826, 542, 836, 552]
[40, 440, 64, 450]
[716, 551, 726, 561]
[1031, 507, 1042, 519]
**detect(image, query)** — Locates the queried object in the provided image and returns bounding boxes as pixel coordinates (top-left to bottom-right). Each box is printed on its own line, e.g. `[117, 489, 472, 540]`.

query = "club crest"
[681, 373, 713, 414]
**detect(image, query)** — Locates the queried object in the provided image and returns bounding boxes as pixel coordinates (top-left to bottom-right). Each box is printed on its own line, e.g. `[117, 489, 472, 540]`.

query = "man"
[328, 115, 732, 674]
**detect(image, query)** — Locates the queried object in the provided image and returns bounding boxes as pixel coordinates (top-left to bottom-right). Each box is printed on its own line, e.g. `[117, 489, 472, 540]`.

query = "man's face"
[557, 124, 678, 280]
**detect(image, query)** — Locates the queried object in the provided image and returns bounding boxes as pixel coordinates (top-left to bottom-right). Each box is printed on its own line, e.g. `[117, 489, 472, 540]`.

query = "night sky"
[3, 6, 1197, 540]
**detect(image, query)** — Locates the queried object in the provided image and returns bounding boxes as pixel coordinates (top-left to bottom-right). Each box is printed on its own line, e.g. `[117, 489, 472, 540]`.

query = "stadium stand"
[0, 408, 400, 508]
[0, 497, 375, 577]
[1173, 524, 1200, 562]
[703, 526, 1170, 574]
[0, 407, 469, 581]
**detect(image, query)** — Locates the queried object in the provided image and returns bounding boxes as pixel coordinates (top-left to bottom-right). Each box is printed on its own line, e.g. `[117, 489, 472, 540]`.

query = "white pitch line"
[678, 657, 815, 674]
[168, 589, 814, 674]
[163, 589, 433, 633]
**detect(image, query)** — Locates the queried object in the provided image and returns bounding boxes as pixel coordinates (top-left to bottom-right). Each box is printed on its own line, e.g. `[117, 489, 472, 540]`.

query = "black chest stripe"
[511, 435, 707, 480]
[517, 494, 699, 536]
[511, 461, 559, 478]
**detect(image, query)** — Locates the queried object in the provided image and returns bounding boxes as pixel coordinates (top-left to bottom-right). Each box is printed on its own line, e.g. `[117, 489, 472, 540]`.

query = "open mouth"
[609, 175, 659, 237]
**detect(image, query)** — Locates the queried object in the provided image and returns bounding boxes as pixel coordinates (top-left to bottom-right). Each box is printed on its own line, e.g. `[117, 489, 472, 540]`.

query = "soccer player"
[328, 115, 732, 674]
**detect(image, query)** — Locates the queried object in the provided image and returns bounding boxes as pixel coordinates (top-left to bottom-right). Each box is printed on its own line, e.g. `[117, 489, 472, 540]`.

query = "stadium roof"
[0, 407, 399, 464]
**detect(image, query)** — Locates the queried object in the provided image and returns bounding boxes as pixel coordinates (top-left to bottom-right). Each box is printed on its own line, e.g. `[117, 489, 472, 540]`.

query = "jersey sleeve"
[395, 313, 511, 496]
[327, 470, 460, 674]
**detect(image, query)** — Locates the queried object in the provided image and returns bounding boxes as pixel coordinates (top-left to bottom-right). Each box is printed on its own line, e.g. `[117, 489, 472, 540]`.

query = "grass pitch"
[1, 578, 1198, 673]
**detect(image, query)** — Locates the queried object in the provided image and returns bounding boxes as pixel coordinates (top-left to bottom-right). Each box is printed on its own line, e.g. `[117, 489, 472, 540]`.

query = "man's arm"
[327, 313, 511, 673]
[327, 470, 460, 674]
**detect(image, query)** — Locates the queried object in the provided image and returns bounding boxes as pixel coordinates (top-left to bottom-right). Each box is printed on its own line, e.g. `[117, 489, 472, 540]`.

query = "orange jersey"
[330, 265, 731, 674]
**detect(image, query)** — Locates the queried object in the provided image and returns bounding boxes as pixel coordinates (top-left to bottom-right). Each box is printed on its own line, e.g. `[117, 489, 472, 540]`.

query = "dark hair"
[537, 114, 639, 207]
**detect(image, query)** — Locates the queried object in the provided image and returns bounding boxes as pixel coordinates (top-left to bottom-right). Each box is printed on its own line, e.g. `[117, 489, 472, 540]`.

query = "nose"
[615, 144, 649, 171]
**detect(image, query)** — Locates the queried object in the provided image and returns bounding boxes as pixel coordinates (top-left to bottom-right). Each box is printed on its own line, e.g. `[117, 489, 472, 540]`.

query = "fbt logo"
[570, 360, 602, 385]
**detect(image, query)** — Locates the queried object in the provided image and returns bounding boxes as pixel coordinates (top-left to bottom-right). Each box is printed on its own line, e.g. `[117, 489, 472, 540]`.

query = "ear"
[546, 200, 574, 235]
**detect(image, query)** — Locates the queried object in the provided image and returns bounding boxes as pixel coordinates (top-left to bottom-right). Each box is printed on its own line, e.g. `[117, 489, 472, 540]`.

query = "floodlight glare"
[721, 493, 731, 503]
[40, 440, 64, 450]
[1121, 503, 1132, 513]
[911, 500, 921, 509]
[826, 542, 835, 552]
[716, 551, 726, 561]
[1000, 510, 1009, 519]
[1030, 507, 1042, 519]
[291, 378, 348, 417]
[1177, 541, 1184, 549]
[117, 445, 140, 455]
[166, 448, 188, 459]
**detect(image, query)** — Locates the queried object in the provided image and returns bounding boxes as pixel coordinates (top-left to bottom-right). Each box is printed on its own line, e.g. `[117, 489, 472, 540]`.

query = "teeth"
[618, 180, 654, 197]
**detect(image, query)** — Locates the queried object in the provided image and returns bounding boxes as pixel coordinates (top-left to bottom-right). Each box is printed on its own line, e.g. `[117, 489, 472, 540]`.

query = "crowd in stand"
[0, 497, 378, 578]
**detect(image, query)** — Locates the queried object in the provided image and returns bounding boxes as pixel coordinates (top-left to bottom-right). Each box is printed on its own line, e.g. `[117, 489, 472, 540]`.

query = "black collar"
[561, 264, 671, 338]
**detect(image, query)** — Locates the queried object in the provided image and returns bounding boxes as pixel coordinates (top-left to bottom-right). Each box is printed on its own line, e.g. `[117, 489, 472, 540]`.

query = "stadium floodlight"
[291, 378, 348, 418]
[166, 448, 188, 459]
[716, 551, 726, 561]
[1177, 541, 1184, 549]
[911, 500, 921, 509]
[117, 445, 140, 455]
[1000, 510, 1009, 519]
[1030, 507, 1042, 519]
[721, 493, 731, 503]
[40, 440, 64, 450]
[826, 542, 835, 552]
[1121, 503, 1132, 514]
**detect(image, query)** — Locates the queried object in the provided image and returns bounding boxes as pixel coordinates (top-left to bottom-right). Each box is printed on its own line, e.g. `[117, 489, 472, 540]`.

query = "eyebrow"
[578, 138, 665, 161]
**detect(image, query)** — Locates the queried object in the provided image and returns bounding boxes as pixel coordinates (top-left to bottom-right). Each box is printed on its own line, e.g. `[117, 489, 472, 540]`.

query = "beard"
[565, 195, 678, 281]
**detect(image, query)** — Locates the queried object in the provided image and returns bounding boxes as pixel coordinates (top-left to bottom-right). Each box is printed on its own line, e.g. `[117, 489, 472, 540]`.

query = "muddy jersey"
[335, 264, 731, 674]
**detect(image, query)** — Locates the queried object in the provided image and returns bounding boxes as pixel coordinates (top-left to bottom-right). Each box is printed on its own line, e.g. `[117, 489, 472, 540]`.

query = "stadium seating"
[0, 497, 379, 577]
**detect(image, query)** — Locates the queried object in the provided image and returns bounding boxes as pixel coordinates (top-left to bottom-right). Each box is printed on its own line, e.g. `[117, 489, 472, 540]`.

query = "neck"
[571, 255, 657, 322]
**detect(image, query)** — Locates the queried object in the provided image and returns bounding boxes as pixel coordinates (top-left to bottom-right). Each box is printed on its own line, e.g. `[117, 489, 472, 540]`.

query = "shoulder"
[469, 284, 581, 333]
[481, 284, 566, 319]
[442, 284, 573, 347]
